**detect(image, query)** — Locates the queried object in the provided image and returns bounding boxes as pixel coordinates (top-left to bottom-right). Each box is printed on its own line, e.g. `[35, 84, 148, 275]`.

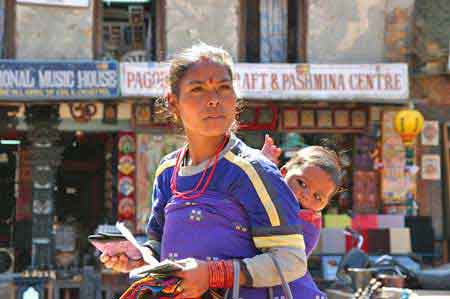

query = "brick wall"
[384, 0, 415, 62]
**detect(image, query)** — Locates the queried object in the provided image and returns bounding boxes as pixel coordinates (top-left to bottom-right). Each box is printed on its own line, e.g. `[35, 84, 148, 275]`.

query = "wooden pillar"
[25, 105, 63, 270]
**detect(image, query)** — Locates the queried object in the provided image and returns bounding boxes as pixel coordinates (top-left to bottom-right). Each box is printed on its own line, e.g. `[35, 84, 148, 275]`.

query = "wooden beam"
[92, 0, 103, 59]
[238, 0, 247, 62]
[297, 0, 308, 62]
[4, 0, 15, 58]
[155, 0, 166, 61]
[443, 122, 450, 242]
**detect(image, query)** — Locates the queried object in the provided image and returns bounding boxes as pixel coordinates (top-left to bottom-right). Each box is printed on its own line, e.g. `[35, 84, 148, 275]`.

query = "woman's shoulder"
[225, 136, 280, 176]
[155, 149, 181, 178]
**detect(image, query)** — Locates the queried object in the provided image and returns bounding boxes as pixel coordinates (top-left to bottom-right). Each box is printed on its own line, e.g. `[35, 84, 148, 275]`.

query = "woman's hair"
[157, 42, 242, 130]
[168, 42, 235, 96]
[284, 146, 345, 194]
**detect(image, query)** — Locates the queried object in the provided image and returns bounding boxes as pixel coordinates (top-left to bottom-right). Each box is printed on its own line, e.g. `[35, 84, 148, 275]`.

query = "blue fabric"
[146, 136, 323, 299]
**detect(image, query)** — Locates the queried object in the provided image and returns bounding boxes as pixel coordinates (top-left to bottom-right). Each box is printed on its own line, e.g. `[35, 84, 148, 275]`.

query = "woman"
[101, 43, 310, 299]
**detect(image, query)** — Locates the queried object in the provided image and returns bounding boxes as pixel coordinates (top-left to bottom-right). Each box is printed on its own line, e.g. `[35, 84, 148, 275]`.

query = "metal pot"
[348, 268, 374, 291]
[377, 274, 406, 288]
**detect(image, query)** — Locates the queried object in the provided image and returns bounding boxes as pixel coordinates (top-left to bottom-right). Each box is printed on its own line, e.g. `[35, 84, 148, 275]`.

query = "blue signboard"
[0, 60, 120, 100]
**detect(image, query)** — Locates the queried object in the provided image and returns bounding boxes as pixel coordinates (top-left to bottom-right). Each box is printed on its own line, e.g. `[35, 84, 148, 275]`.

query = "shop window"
[101, 1, 160, 61]
[280, 107, 369, 132]
[241, 0, 306, 62]
[238, 104, 278, 131]
[131, 101, 172, 129]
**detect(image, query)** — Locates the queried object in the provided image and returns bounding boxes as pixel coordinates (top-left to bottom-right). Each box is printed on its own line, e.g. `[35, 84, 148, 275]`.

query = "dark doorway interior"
[55, 133, 107, 267]
[0, 143, 17, 247]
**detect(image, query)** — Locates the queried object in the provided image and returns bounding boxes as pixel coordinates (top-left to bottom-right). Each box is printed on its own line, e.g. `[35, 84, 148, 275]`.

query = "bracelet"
[208, 260, 234, 289]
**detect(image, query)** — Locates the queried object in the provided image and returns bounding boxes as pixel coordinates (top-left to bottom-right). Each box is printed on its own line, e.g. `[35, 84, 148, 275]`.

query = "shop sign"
[0, 60, 119, 100]
[121, 63, 409, 102]
[17, 0, 89, 7]
[121, 62, 169, 97]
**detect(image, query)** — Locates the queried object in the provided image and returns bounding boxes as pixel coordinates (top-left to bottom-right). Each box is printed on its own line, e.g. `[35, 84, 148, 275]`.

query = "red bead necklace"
[170, 136, 229, 200]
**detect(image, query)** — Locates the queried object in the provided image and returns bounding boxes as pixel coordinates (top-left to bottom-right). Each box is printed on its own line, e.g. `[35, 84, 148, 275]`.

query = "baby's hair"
[284, 146, 346, 195]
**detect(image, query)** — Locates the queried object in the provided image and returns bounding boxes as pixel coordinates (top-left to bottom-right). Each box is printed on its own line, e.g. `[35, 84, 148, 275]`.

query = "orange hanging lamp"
[393, 108, 425, 146]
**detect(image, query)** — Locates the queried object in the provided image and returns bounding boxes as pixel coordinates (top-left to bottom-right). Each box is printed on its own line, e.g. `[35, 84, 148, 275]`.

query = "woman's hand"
[99, 247, 153, 273]
[174, 259, 209, 298]
[261, 134, 282, 164]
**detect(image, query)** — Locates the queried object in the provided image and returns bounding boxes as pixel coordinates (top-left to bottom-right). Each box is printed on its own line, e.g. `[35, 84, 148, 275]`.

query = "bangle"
[208, 260, 234, 289]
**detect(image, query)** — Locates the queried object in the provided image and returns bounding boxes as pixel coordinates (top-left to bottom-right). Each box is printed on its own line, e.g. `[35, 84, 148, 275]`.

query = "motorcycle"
[335, 228, 450, 291]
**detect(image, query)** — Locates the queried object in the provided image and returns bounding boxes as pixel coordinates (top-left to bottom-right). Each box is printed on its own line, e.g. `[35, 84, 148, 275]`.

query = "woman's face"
[169, 59, 237, 137]
[283, 164, 336, 212]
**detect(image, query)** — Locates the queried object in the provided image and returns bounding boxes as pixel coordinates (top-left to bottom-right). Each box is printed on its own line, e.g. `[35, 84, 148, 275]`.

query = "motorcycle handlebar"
[344, 227, 364, 249]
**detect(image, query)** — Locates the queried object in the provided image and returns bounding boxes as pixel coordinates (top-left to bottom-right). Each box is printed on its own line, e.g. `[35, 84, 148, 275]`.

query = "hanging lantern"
[394, 109, 425, 146]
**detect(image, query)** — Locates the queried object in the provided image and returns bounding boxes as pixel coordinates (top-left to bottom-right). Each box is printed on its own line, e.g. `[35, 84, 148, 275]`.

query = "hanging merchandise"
[353, 135, 379, 213]
[119, 177, 135, 196]
[119, 134, 136, 154]
[118, 197, 136, 220]
[135, 134, 185, 233]
[104, 135, 114, 222]
[103, 103, 118, 124]
[421, 154, 441, 180]
[381, 111, 418, 212]
[353, 171, 379, 214]
[119, 155, 136, 176]
[421, 121, 439, 146]
[354, 136, 377, 171]
[393, 108, 424, 170]
[117, 132, 137, 230]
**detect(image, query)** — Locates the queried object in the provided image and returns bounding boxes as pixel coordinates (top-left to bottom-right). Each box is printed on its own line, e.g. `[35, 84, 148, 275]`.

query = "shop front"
[230, 63, 437, 284]
[0, 59, 124, 299]
[119, 61, 438, 283]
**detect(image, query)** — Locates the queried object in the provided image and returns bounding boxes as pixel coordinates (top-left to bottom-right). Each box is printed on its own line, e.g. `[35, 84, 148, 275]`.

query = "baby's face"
[283, 165, 336, 212]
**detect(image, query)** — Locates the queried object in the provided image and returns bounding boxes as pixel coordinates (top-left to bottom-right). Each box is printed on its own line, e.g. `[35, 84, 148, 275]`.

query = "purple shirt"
[147, 136, 325, 299]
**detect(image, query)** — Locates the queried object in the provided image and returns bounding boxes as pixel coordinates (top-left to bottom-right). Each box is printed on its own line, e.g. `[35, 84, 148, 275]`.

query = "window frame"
[239, 0, 307, 63]
[93, 0, 165, 61]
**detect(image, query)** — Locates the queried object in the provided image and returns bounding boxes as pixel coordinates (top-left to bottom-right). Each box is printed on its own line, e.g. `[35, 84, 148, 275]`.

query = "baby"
[262, 135, 344, 298]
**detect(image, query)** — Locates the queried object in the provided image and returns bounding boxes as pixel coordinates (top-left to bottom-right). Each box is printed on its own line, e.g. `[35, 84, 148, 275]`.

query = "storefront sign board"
[121, 62, 409, 102]
[17, 0, 89, 7]
[0, 60, 119, 100]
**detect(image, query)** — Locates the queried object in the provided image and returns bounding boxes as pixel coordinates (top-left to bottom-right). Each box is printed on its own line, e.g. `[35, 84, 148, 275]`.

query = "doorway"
[55, 132, 108, 267]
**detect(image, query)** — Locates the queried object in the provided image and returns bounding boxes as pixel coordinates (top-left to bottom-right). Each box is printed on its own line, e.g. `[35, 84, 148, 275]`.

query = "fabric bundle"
[119, 275, 182, 299]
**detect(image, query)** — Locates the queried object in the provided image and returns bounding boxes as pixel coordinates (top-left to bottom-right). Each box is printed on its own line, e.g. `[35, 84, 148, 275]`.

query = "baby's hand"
[261, 134, 282, 164]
